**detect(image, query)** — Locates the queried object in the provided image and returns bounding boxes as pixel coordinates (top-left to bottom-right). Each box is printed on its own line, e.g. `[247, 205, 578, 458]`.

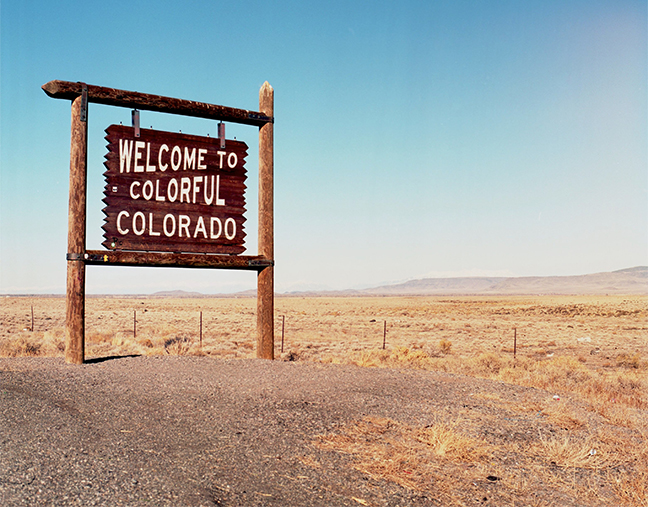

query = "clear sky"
[1, 0, 646, 294]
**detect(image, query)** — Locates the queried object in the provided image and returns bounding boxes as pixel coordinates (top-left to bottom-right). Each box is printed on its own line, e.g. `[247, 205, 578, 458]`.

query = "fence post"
[382, 320, 387, 350]
[514, 327, 517, 359]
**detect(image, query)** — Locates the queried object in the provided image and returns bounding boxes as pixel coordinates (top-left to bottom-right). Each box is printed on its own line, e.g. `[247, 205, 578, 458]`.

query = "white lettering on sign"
[105, 125, 247, 253]
[148, 213, 161, 236]
[192, 176, 202, 204]
[155, 180, 165, 202]
[179, 215, 190, 237]
[158, 144, 169, 171]
[133, 212, 146, 235]
[146, 144, 156, 172]
[134, 141, 146, 172]
[180, 178, 191, 203]
[171, 146, 182, 171]
[113, 210, 238, 241]
[168, 179, 178, 202]
[198, 149, 207, 169]
[127, 176, 225, 206]
[142, 180, 154, 200]
[184, 147, 196, 170]
[215, 176, 225, 206]
[119, 140, 134, 173]
[210, 217, 222, 238]
[194, 216, 207, 238]
[163, 214, 176, 237]
[225, 218, 236, 240]
[117, 211, 130, 234]
[130, 181, 141, 199]
[118, 139, 239, 174]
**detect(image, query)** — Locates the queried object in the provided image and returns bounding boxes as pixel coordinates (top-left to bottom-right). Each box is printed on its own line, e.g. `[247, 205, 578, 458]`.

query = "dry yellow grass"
[317, 417, 494, 501]
[1, 294, 646, 505]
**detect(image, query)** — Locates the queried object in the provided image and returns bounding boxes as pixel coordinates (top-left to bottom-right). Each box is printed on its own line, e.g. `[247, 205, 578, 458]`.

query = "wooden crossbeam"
[84, 250, 273, 270]
[42, 80, 273, 127]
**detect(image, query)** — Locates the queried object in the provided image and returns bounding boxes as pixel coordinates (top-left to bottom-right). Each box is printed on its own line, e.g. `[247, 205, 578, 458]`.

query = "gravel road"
[1, 356, 545, 506]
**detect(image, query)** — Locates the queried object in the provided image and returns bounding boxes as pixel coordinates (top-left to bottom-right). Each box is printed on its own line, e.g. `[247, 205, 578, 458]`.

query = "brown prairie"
[1, 294, 646, 506]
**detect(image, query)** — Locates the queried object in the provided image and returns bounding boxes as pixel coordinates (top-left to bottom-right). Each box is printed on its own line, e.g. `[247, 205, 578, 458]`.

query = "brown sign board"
[102, 125, 247, 254]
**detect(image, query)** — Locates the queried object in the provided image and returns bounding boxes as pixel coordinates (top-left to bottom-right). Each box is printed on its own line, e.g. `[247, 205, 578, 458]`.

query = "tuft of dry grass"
[617, 352, 643, 369]
[317, 417, 493, 502]
[414, 422, 490, 461]
[0, 335, 42, 357]
[540, 401, 587, 430]
[163, 336, 192, 355]
[612, 470, 648, 507]
[438, 338, 452, 354]
[532, 433, 604, 469]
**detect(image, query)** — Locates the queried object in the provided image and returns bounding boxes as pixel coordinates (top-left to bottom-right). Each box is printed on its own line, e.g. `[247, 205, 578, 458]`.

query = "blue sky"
[1, 0, 646, 294]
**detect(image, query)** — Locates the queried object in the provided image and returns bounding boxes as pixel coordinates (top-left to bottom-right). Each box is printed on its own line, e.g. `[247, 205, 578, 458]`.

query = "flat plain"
[1, 294, 647, 506]
[1, 295, 645, 366]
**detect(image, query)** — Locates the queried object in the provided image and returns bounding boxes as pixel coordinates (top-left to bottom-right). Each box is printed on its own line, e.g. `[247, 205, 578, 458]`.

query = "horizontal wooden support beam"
[42, 80, 273, 127]
[84, 250, 273, 270]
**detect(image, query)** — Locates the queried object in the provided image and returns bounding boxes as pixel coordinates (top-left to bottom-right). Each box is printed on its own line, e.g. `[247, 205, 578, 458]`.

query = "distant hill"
[150, 289, 205, 298]
[96, 267, 646, 298]
[358, 267, 647, 296]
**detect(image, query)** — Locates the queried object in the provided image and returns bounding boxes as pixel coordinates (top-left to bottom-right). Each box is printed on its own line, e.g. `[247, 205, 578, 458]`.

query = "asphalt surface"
[0, 355, 536, 506]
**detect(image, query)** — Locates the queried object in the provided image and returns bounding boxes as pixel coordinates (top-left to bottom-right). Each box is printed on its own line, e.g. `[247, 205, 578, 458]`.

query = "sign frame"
[43, 80, 275, 364]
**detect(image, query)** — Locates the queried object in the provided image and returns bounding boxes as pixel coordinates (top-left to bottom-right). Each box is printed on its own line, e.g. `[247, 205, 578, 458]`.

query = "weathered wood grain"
[65, 96, 87, 364]
[84, 250, 272, 270]
[42, 80, 273, 127]
[257, 81, 275, 360]
[102, 125, 247, 254]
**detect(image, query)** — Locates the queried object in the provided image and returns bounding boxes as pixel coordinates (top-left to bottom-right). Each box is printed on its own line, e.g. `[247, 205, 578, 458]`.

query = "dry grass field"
[2, 294, 647, 506]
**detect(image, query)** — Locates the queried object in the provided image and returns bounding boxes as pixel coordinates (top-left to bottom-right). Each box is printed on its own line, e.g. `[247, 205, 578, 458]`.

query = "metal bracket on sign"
[218, 122, 225, 148]
[132, 109, 140, 137]
[80, 83, 88, 122]
[248, 259, 274, 268]
[66, 253, 84, 261]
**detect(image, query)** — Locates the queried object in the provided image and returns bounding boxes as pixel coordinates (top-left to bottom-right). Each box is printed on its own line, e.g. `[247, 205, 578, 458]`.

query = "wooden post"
[513, 327, 517, 359]
[257, 82, 274, 360]
[65, 94, 88, 364]
[382, 320, 387, 350]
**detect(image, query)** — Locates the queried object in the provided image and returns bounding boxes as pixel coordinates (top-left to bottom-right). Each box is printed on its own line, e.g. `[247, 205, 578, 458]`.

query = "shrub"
[616, 352, 642, 369]
[439, 339, 452, 355]
[0, 336, 42, 357]
[164, 336, 192, 355]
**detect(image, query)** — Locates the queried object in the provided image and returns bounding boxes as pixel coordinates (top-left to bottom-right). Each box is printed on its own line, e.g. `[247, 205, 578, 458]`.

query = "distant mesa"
[357, 266, 647, 296]
[128, 267, 648, 298]
[150, 289, 204, 298]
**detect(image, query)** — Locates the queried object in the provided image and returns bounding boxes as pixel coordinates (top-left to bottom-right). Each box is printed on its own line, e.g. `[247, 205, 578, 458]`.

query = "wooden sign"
[44, 79, 274, 364]
[102, 125, 248, 254]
